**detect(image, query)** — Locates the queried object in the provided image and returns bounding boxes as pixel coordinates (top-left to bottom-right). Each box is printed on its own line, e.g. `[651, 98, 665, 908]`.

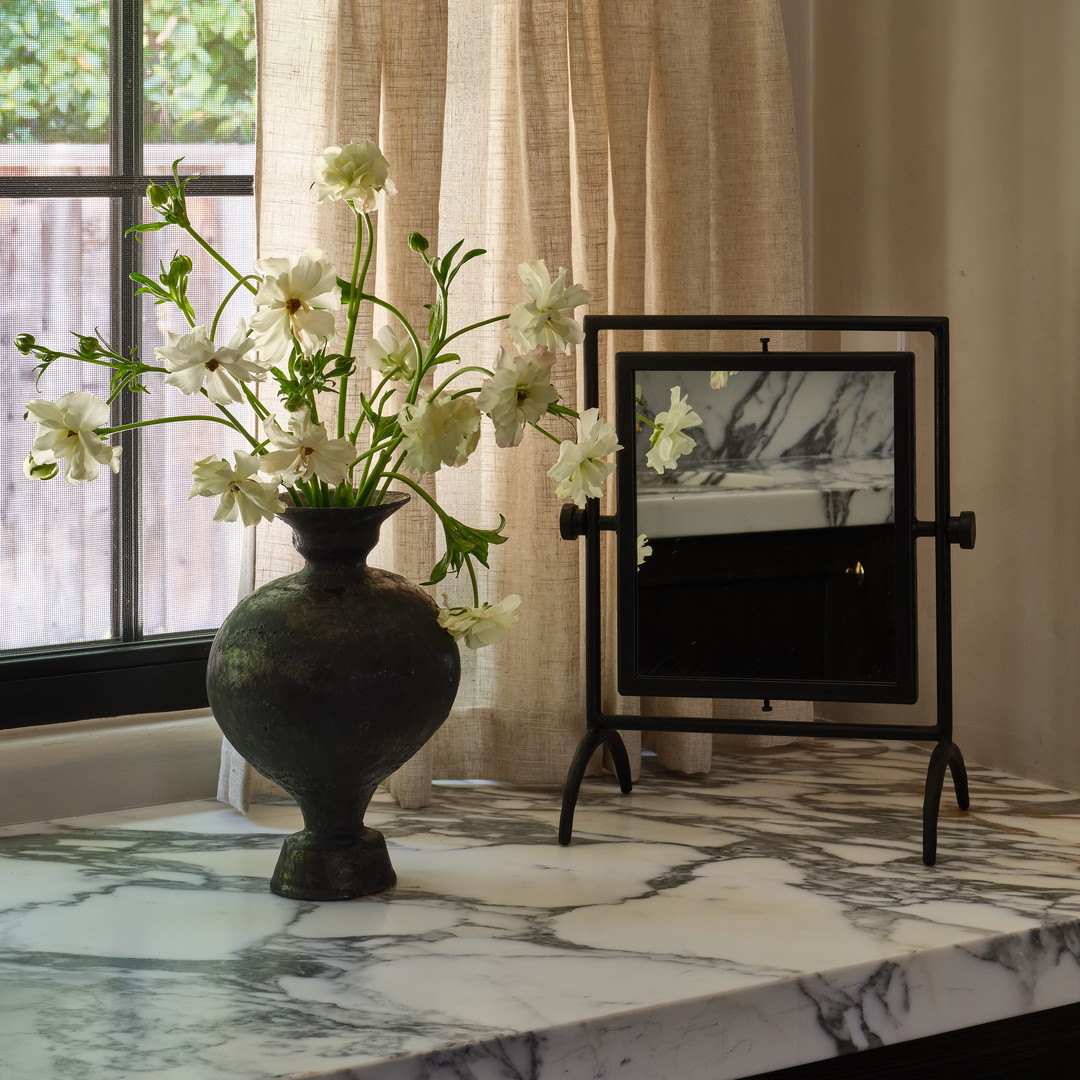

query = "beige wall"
[793, 1, 1080, 788]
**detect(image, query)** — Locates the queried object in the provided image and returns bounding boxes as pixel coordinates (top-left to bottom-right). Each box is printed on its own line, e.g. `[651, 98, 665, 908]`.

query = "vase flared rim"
[278, 491, 410, 519]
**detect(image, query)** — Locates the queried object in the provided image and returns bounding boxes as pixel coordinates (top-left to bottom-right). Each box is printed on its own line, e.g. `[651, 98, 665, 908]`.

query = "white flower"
[438, 594, 522, 649]
[637, 534, 652, 566]
[188, 451, 285, 526]
[646, 386, 701, 474]
[546, 408, 621, 508]
[251, 248, 340, 364]
[156, 321, 266, 405]
[313, 141, 396, 211]
[25, 391, 122, 485]
[260, 409, 356, 486]
[710, 370, 739, 389]
[506, 260, 592, 354]
[399, 393, 481, 474]
[476, 347, 560, 448]
[365, 325, 419, 382]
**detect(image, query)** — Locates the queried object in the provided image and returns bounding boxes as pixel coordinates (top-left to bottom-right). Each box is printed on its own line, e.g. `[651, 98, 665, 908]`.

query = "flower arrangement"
[16, 141, 627, 648]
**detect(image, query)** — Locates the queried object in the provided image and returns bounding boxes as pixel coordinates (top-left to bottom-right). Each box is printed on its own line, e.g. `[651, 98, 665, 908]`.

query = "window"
[0, 0, 256, 728]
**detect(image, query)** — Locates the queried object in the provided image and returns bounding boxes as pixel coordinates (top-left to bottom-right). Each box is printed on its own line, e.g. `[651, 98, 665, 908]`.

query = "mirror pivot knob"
[948, 511, 976, 549]
[560, 503, 586, 540]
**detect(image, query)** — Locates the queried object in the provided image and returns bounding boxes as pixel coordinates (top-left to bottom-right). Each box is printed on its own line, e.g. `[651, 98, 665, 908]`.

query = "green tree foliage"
[0, 0, 255, 144]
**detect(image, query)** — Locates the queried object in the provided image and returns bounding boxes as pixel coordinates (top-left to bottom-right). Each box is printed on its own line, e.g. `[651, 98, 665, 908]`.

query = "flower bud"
[408, 232, 430, 253]
[169, 253, 193, 276]
[14, 333, 36, 354]
[23, 455, 59, 481]
[75, 335, 101, 357]
[147, 184, 171, 208]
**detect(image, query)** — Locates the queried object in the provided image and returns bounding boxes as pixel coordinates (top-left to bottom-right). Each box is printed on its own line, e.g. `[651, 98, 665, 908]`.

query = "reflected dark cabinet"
[637, 524, 899, 685]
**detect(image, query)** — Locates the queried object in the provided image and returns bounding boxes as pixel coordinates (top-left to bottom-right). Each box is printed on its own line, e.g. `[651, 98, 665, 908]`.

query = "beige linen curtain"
[219, 0, 805, 811]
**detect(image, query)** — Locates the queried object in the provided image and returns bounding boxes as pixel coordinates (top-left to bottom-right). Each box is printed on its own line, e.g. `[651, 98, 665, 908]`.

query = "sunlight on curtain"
[219, 0, 804, 810]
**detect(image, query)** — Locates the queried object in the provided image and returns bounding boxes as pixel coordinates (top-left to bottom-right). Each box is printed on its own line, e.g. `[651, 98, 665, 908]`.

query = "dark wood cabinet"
[635, 525, 900, 686]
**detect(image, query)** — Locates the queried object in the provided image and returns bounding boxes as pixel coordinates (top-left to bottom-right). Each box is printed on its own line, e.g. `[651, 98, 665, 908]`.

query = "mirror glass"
[615, 352, 917, 704]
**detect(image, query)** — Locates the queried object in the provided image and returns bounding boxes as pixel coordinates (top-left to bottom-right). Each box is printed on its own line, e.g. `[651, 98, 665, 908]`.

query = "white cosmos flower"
[646, 386, 701, 474]
[313, 141, 396, 212]
[637, 533, 652, 566]
[260, 409, 356, 486]
[398, 393, 482, 474]
[188, 451, 285, 526]
[251, 248, 340, 364]
[156, 321, 266, 405]
[438, 594, 522, 649]
[506, 260, 592, 354]
[25, 391, 122, 485]
[476, 346, 560, 448]
[365, 325, 419, 382]
[546, 408, 621, 508]
[710, 369, 739, 389]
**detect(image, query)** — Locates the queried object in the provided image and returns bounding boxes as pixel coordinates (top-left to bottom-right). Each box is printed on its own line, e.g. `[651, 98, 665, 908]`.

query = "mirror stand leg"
[559, 729, 602, 846]
[922, 741, 969, 866]
[600, 729, 634, 794]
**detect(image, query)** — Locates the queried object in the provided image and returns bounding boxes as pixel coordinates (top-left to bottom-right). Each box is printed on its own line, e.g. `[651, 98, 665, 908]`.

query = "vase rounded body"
[206, 494, 460, 900]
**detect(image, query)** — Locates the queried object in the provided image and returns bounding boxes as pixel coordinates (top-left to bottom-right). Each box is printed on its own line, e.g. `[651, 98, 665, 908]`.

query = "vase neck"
[280, 495, 409, 568]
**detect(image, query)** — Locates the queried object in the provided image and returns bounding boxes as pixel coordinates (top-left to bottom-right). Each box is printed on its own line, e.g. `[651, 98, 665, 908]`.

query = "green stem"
[442, 313, 509, 349]
[431, 365, 494, 398]
[464, 554, 479, 607]
[184, 222, 256, 293]
[529, 421, 563, 445]
[99, 413, 245, 435]
[361, 295, 424, 379]
[210, 275, 261, 340]
[337, 208, 370, 437]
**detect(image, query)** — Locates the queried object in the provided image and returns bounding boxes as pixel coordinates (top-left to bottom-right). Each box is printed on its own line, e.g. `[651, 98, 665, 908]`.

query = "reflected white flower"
[261, 409, 356, 486]
[251, 248, 340, 364]
[546, 408, 621, 508]
[506, 260, 592, 354]
[438, 594, 522, 649]
[646, 386, 701, 474]
[476, 346, 560, 447]
[25, 391, 122, 485]
[188, 451, 285, 526]
[399, 393, 482, 474]
[365, 325, 419, 382]
[637, 533, 652, 566]
[156, 321, 266, 405]
[313, 141, 396, 212]
[710, 370, 739, 389]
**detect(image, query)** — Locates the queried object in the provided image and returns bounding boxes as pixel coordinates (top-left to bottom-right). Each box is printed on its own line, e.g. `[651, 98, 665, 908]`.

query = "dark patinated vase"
[206, 493, 460, 901]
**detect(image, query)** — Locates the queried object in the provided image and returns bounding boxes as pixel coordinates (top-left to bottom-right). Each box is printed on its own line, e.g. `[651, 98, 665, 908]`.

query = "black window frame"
[0, 0, 255, 729]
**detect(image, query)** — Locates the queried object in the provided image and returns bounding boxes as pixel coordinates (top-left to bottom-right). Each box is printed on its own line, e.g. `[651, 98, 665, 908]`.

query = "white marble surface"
[636, 455, 894, 538]
[3, 739, 1080, 1080]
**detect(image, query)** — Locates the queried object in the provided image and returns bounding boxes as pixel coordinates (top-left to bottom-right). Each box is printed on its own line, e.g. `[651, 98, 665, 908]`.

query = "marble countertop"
[4, 738, 1080, 1080]
[636, 456, 894, 538]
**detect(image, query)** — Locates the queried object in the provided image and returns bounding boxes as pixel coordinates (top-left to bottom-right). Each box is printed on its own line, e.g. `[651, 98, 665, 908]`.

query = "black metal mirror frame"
[558, 315, 974, 865]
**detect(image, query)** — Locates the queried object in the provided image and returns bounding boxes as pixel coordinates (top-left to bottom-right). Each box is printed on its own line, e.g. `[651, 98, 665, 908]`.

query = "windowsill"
[0, 709, 222, 826]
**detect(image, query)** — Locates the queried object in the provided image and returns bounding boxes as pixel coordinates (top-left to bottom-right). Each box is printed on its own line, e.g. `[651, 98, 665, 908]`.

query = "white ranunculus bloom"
[313, 141, 396, 212]
[710, 370, 739, 389]
[399, 393, 482, 474]
[156, 321, 266, 405]
[546, 408, 621, 508]
[25, 391, 122, 485]
[476, 346, 560, 448]
[251, 248, 340, 364]
[260, 409, 356, 486]
[637, 533, 652, 566]
[438, 594, 522, 649]
[365, 325, 419, 382]
[506, 260, 592, 354]
[646, 386, 702, 474]
[188, 451, 285, 526]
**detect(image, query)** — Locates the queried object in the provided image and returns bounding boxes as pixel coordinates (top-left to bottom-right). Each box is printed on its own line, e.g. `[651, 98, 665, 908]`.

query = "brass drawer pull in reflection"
[845, 560, 866, 586]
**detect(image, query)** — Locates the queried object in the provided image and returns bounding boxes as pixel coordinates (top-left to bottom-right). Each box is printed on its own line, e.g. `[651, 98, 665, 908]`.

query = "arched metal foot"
[923, 741, 969, 865]
[558, 728, 634, 845]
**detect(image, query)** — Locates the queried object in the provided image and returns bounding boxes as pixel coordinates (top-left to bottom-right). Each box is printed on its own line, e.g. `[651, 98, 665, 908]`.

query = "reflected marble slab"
[3, 739, 1080, 1080]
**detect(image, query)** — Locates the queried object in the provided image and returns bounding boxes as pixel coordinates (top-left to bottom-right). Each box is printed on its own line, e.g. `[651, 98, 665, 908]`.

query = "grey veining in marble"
[633, 368, 897, 537]
[4, 739, 1080, 1080]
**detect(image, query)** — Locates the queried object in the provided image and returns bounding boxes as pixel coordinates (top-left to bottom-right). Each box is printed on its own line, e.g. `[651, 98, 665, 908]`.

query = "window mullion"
[110, 0, 144, 643]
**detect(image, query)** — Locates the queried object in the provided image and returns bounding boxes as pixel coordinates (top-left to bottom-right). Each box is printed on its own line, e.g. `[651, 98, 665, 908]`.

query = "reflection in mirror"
[616, 353, 917, 704]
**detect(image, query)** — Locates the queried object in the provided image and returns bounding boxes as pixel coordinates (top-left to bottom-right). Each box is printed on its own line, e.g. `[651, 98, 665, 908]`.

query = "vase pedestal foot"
[270, 827, 397, 901]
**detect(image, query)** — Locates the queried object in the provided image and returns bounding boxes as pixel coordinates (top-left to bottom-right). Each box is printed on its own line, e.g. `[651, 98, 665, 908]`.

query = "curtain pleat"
[220, 0, 806, 813]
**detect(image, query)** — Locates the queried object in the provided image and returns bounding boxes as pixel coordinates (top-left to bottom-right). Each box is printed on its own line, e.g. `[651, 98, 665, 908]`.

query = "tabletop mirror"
[558, 315, 975, 865]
